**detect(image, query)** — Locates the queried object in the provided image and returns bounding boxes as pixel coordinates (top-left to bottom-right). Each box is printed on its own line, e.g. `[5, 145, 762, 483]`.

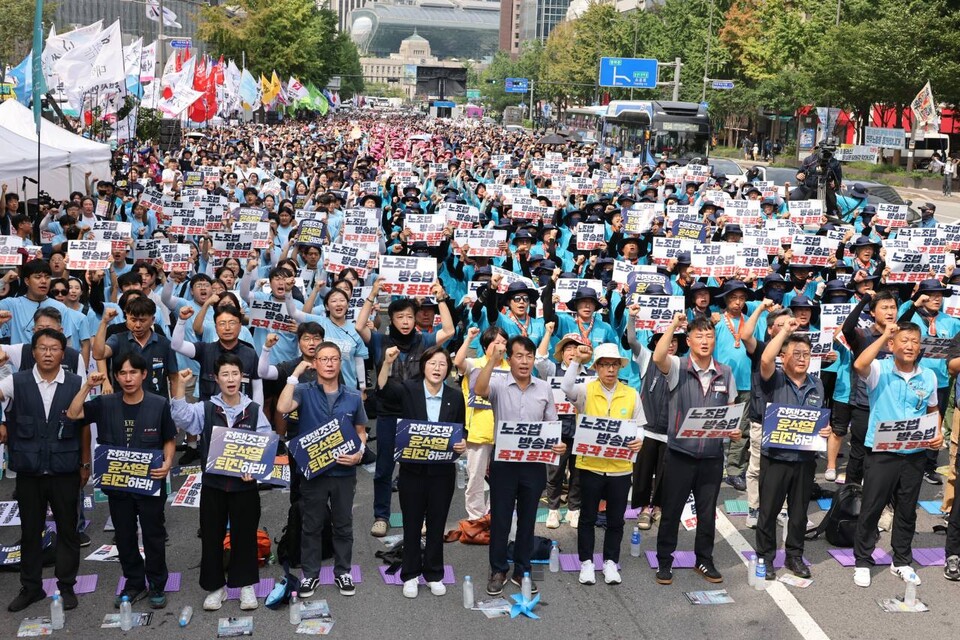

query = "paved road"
[0, 449, 955, 639]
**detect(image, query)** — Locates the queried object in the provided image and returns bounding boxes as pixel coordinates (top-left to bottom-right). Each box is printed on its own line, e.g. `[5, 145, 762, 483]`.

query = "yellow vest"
[463, 355, 509, 445]
[576, 379, 637, 475]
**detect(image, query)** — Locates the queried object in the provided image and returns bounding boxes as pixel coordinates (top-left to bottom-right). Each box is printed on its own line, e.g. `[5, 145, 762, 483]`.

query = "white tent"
[0, 101, 112, 199]
[0, 127, 71, 190]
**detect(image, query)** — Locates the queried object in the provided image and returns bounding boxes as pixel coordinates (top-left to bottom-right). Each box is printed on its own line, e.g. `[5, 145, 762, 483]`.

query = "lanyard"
[508, 312, 530, 337]
[723, 312, 744, 349]
[576, 316, 594, 344]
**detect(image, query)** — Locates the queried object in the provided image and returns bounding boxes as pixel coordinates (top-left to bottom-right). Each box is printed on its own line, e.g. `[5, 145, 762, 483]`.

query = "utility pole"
[701, 0, 714, 102]
[656, 58, 682, 101]
[157, 0, 165, 84]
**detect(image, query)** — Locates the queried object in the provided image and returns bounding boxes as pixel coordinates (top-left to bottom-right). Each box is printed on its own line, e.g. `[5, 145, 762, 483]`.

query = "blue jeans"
[373, 416, 398, 521]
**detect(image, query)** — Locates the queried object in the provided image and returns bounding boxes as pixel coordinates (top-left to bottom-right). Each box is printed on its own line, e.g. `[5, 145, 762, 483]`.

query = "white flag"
[41, 20, 103, 91]
[140, 40, 157, 82]
[146, 0, 183, 29]
[158, 88, 204, 117]
[123, 38, 143, 78]
[55, 20, 124, 110]
[287, 76, 309, 102]
[911, 81, 938, 134]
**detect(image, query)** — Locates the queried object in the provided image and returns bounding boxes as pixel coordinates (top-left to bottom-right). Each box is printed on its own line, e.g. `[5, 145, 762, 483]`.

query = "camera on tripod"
[816, 137, 838, 169]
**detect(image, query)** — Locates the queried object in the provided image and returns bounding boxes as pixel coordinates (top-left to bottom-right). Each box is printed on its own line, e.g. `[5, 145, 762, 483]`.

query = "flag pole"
[32, 1, 43, 207]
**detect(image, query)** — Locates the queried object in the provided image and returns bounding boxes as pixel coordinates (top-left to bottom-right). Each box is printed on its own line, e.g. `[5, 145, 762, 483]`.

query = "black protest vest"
[94, 392, 170, 450]
[7, 370, 83, 475]
[197, 341, 258, 401]
[200, 399, 262, 492]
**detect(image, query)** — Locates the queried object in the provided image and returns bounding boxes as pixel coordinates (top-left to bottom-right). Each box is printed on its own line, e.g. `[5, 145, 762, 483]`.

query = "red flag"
[188, 55, 217, 122]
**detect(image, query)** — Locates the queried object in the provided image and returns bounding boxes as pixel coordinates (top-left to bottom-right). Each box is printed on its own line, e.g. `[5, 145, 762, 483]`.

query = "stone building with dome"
[359, 32, 469, 99]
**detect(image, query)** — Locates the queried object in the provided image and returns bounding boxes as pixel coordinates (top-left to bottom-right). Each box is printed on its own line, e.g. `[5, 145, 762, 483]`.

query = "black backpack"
[807, 483, 866, 548]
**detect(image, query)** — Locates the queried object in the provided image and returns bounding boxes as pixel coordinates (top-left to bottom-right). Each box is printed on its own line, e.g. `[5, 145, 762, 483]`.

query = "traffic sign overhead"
[169, 39, 192, 49]
[598, 58, 658, 89]
[711, 80, 735, 90]
[505, 78, 529, 93]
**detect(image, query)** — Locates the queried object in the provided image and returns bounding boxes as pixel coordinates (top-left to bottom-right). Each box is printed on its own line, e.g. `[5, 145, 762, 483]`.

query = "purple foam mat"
[117, 572, 182, 595]
[624, 508, 642, 520]
[912, 548, 946, 566]
[318, 565, 363, 585]
[644, 550, 697, 569]
[43, 574, 98, 596]
[828, 548, 892, 567]
[558, 553, 621, 571]
[225, 577, 274, 600]
[741, 551, 809, 570]
[378, 564, 456, 585]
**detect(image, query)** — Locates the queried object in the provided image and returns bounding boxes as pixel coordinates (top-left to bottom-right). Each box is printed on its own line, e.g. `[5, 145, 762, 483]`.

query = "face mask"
[537, 272, 551, 288]
[767, 288, 786, 304]
[599, 270, 614, 286]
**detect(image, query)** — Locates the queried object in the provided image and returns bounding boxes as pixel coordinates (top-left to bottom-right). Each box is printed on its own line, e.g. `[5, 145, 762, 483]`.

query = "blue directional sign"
[169, 39, 192, 49]
[598, 58, 658, 89]
[711, 80, 735, 90]
[505, 78, 529, 93]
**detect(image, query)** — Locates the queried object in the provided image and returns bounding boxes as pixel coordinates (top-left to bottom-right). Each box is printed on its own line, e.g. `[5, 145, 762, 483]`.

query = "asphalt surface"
[0, 447, 956, 640]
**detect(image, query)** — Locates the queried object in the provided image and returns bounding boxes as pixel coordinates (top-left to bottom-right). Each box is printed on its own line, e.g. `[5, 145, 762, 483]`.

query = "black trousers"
[578, 470, 631, 563]
[656, 449, 723, 569]
[488, 461, 546, 578]
[946, 450, 960, 557]
[16, 473, 81, 594]
[755, 456, 815, 567]
[398, 465, 455, 582]
[545, 435, 580, 511]
[846, 407, 870, 485]
[632, 438, 667, 509]
[109, 493, 168, 592]
[301, 474, 356, 577]
[854, 452, 925, 568]
[199, 485, 261, 591]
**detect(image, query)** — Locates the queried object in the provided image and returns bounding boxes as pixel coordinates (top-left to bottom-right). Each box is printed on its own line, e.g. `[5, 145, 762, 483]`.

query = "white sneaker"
[239, 585, 258, 610]
[427, 581, 446, 596]
[402, 578, 418, 599]
[578, 559, 596, 585]
[203, 587, 227, 611]
[566, 509, 580, 529]
[853, 567, 871, 588]
[545, 510, 561, 529]
[824, 468, 837, 482]
[890, 565, 921, 585]
[602, 560, 621, 585]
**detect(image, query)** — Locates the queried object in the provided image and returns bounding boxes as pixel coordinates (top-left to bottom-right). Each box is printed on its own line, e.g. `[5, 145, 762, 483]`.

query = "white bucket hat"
[589, 343, 628, 369]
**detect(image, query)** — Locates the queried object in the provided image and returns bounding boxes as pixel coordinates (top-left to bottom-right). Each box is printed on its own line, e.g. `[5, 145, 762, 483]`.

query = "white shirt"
[0, 365, 67, 419]
[666, 354, 720, 395]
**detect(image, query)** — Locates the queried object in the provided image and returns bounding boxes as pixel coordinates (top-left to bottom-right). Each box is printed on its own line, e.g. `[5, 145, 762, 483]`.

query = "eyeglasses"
[789, 351, 812, 360]
[52, 289, 67, 296]
[595, 361, 621, 369]
[216, 320, 240, 327]
[35, 346, 63, 354]
[511, 295, 529, 303]
[317, 356, 341, 364]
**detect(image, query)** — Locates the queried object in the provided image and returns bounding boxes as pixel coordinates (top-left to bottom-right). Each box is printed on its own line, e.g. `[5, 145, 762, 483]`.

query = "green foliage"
[136, 107, 163, 143]
[478, 43, 544, 115]
[0, 0, 56, 70]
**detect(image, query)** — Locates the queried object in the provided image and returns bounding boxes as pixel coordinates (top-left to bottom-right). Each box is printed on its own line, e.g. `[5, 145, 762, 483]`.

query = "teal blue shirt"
[864, 359, 938, 453]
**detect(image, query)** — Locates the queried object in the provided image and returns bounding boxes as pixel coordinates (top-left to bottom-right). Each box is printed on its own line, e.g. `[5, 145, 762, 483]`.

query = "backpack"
[274, 501, 333, 569]
[224, 528, 272, 567]
[807, 483, 866, 548]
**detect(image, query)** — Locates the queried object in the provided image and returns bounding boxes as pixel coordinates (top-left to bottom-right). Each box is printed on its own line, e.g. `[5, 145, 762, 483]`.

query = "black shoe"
[8, 588, 45, 612]
[298, 577, 319, 598]
[923, 471, 943, 485]
[335, 573, 355, 596]
[724, 474, 747, 492]
[765, 570, 777, 581]
[486, 571, 506, 596]
[510, 574, 539, 594]
[178, 447, 200, 465]
[391, 476, 399, 493]
[655, 567, 673, 585]
[695, 562, 723, 584]
[78, 531, 91, 548]
[60, 588, 78, 611]
[114, 587, 147, 608]
[785, 556, 811, 579]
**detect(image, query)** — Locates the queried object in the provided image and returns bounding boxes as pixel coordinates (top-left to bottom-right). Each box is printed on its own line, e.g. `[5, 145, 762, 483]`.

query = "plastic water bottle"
[904, 582, 917, 607]
[462, 576, 475, 609]
[119, 595, 133, 631]
[456, 459, 467, 490]
[630, 526, 641, 557]
[289, 591, 301, 624]
[521, 572, 533, 602]
[50, 591, 64, 630]
[754, 559, 767, 590]
[178, 606, 193, 627]
[549, 541, 560, 573]
[748, 556, 757, 587]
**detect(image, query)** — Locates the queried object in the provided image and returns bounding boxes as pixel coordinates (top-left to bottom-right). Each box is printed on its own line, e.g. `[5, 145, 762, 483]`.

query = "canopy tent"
[0, 101, 112, 200]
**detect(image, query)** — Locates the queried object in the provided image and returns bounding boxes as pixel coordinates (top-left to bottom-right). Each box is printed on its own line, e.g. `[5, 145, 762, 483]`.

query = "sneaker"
[7, 588, 45, 612]
[695, 562, 723, 584]
[824, 468, 837, 482]
[78, 531, 92, 548]
[944, 555, 960, 581]
[566, 509, 580, 529]
[724, 474, 746, 492]
[239, 585, 258, 610]
[545, 510, 561, 529]
[890, 565, 921, 585]
[509, 574, 539, 593]
[178, 446, 200, 465]
[777, 509, 788, 525]
[486, 571, 506, 596]
[370, 519, 389, 537]
[637, 511, 653, 530]
[203, 587, 227, 611]
[655, 566, 673, 585]
[602, 560, 621, 585]
[785, 556, 811, 579]
[402, 578, 418, 598]
[578, 559, 596, 585]
[114, 587, 147, 608]
[427, 581, 446, 596]
[924, 471, 943, 485]
[148, 588, 167, 610]
[298, 577, 319, 598]
[60, 588, 78, 611]
[853, 567, 871, 588]
[745, 508, 759, 529]
[336, 574, 356, 596]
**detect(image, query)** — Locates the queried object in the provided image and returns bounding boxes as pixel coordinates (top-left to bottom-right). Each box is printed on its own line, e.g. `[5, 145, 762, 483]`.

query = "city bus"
[559, 106, 606, 143]
[603, 100, 711, 163]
